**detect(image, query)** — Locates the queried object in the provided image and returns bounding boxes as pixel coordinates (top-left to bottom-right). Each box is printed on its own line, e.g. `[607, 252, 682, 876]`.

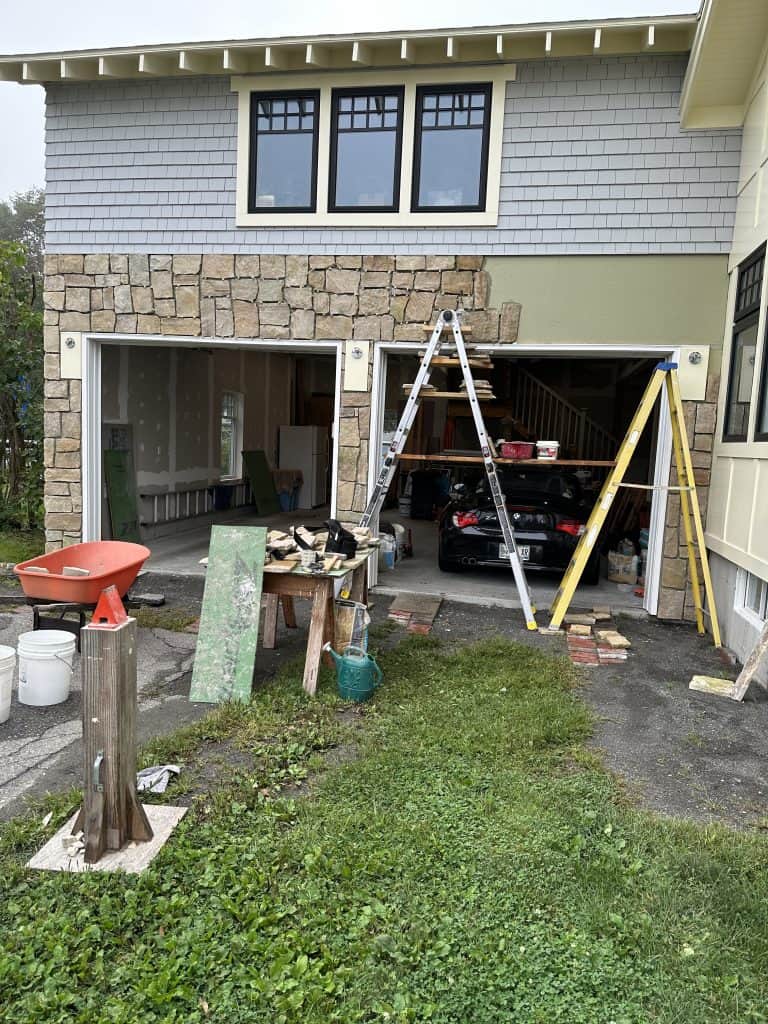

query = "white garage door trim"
[82, 333, 343, 545]
[368, 341, 680, 617]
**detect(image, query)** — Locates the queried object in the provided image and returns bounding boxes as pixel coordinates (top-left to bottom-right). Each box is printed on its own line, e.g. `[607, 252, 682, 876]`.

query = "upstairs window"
[220, 392, 243, 479]
[248, 91, 319, 212]
[723, 245, 765, 442]
[234, 70, 507, 226]
[329, 87, 404, 212]
[412, 84, 492, 212]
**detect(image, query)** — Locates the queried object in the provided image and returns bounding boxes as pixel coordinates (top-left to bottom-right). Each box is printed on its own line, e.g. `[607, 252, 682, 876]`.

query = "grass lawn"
[0, 528, 45, 565]
[1, 635, 766, 1023]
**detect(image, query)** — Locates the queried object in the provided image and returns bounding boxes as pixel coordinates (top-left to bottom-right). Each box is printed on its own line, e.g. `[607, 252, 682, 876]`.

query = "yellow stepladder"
[548, 361, 721, 647]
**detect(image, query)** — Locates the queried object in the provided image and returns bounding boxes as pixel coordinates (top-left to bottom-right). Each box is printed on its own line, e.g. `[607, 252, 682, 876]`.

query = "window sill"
[235, 208, 499, 228]
[734, 603, 766, 631]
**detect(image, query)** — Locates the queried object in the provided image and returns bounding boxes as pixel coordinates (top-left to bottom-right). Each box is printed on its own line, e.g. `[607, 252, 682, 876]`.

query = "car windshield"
[487, 470, 581, 501]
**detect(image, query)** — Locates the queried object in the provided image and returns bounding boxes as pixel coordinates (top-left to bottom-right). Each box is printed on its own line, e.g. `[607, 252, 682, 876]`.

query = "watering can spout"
[322, 642, 342, 668]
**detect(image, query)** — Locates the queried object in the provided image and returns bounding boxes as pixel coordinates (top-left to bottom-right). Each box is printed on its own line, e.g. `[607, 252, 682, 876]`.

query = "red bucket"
[500, 441, 535, 460]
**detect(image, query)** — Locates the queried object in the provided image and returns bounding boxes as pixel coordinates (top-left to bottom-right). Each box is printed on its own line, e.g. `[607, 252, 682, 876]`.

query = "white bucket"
[0, 644, 15, 724]
[17, 630, 76, 707]
[536, 440, 560, 460]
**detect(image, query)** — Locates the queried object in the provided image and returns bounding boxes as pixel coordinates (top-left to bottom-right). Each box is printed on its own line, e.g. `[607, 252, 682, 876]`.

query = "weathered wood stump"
[73, 614, 152, 863]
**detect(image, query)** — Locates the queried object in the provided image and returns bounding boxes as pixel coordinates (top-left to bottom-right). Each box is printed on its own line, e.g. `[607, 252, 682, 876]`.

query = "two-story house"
[0, 11, 745, 629]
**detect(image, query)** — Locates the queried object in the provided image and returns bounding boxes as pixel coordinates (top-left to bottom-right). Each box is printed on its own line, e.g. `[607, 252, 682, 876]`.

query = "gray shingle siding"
[44, 54, 741, 254]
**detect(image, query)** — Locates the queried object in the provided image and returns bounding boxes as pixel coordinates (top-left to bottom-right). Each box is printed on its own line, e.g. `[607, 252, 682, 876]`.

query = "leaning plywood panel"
[189, 526, 266, 703]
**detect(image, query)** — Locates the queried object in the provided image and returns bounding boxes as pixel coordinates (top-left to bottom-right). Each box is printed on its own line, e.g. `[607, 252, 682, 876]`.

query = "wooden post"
[73, 616, 152, 862]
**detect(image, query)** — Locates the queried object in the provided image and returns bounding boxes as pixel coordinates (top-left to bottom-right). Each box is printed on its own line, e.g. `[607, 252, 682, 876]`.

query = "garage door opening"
[90, 338, 340, 574]
[371, 347, 669, 614]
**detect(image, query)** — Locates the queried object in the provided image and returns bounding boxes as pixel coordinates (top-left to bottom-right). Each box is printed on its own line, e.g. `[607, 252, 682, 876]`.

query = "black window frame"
[756, 343, 768, 442]
[755, 293, 768, 442]
[410, 83, 492, 214]
[328, 86, 405, 214]
[723, 244, 766, 443]
[247, 89, 320, 214]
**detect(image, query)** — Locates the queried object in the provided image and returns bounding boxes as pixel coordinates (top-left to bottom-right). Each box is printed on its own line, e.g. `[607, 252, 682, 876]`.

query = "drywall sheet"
[103, 449, 141, 542]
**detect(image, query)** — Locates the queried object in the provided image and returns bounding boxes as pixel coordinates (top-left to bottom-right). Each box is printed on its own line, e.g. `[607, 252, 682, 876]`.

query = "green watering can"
[323, 644, 382, 702]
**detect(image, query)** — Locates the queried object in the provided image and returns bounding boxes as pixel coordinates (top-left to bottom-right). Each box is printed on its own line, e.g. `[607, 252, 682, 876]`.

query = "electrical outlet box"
[60, 331, 83, 379]
[344, 340, 369, 392]
[677, 345, 710, 402]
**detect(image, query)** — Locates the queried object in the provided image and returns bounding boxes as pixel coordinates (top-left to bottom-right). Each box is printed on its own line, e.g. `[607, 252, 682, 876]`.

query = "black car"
[437, 467, 600, 583]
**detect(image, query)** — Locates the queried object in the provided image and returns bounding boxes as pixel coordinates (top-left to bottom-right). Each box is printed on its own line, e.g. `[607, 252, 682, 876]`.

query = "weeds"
[0, 636, 766, 1023]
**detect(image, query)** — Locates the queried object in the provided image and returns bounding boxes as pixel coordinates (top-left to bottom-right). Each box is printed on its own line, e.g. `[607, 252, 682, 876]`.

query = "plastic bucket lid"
[0, 644, 15, 664]
[18, 630, 77, 652]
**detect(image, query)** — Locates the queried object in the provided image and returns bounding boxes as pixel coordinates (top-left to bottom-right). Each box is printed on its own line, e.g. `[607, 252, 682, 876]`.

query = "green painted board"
[103, 449, 140, 542]
[189, 526, 267, 704]
[242, 449, 280, 515]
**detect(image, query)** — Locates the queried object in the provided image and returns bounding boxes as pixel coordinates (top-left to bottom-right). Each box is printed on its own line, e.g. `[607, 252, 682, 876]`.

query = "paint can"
[0, 645, 15, 723]
[17, 631, 76, 707]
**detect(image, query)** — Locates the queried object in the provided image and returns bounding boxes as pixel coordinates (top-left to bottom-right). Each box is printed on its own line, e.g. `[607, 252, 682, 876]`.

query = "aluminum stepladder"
[359, 308, 538, 631]
[548, 361, 722, 646]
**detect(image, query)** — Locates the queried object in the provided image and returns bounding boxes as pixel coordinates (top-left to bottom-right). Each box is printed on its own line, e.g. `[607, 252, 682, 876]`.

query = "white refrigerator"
[278, 425, 329, 509]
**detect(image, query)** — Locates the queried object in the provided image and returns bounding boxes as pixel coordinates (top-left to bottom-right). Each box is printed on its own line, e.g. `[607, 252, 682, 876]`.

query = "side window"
[411, 84, 492, 212]
[220, 392, 243, 479]
[723, 246, 765, 442]
[737, 568, 768, 623]
[248, 91, 320, 212]
[329, 88, 404, 212]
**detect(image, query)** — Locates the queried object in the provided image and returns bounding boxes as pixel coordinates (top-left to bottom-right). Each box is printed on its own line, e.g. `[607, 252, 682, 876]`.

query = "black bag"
[324, 519, 357, 559]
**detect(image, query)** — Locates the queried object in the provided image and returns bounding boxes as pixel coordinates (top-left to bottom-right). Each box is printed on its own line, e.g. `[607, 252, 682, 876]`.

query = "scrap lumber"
[689, 675, 736, 698]
[690, 618, 768, 701]
[730, 619, 768, 701]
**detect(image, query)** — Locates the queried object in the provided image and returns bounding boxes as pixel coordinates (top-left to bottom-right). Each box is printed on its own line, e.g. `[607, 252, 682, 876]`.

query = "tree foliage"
[0, 237, 44, 529]
[0, 188, 44, 291]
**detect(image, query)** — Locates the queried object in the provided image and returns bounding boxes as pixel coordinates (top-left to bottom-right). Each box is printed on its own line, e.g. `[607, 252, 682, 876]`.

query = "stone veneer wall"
[659, 370, 720, 622]
[42, 251, 716, 623]
[42, 252, 520, 540]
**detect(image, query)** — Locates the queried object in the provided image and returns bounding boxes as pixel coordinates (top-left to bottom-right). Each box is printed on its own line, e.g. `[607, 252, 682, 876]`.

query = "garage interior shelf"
[405, 391, 496, 400]
[397, 454, 617, 467]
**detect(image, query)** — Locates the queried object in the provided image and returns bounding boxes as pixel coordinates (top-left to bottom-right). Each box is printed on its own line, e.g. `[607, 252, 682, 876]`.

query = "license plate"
[500, 544, 529, 561]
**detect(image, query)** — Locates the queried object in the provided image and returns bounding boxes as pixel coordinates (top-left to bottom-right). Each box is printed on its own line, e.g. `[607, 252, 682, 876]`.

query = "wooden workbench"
[262, 553, 369, 696]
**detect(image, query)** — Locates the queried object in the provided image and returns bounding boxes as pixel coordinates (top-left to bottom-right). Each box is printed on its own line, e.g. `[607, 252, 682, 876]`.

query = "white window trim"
[220, 390, 244, 482]
[735, 566, 768, 629]
[231, 64, 514, 228]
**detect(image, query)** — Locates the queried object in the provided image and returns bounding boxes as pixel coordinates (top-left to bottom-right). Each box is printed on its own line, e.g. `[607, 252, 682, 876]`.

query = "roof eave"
[680, 0, 768, 129]
[0, 14, 698, 85]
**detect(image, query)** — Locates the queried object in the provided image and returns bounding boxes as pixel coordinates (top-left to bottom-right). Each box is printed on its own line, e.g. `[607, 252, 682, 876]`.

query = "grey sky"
[0, 0, 698, 200]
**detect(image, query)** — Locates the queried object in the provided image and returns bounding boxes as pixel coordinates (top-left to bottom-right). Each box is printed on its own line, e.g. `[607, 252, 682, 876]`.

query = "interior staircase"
[510, 367, 618, 461]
